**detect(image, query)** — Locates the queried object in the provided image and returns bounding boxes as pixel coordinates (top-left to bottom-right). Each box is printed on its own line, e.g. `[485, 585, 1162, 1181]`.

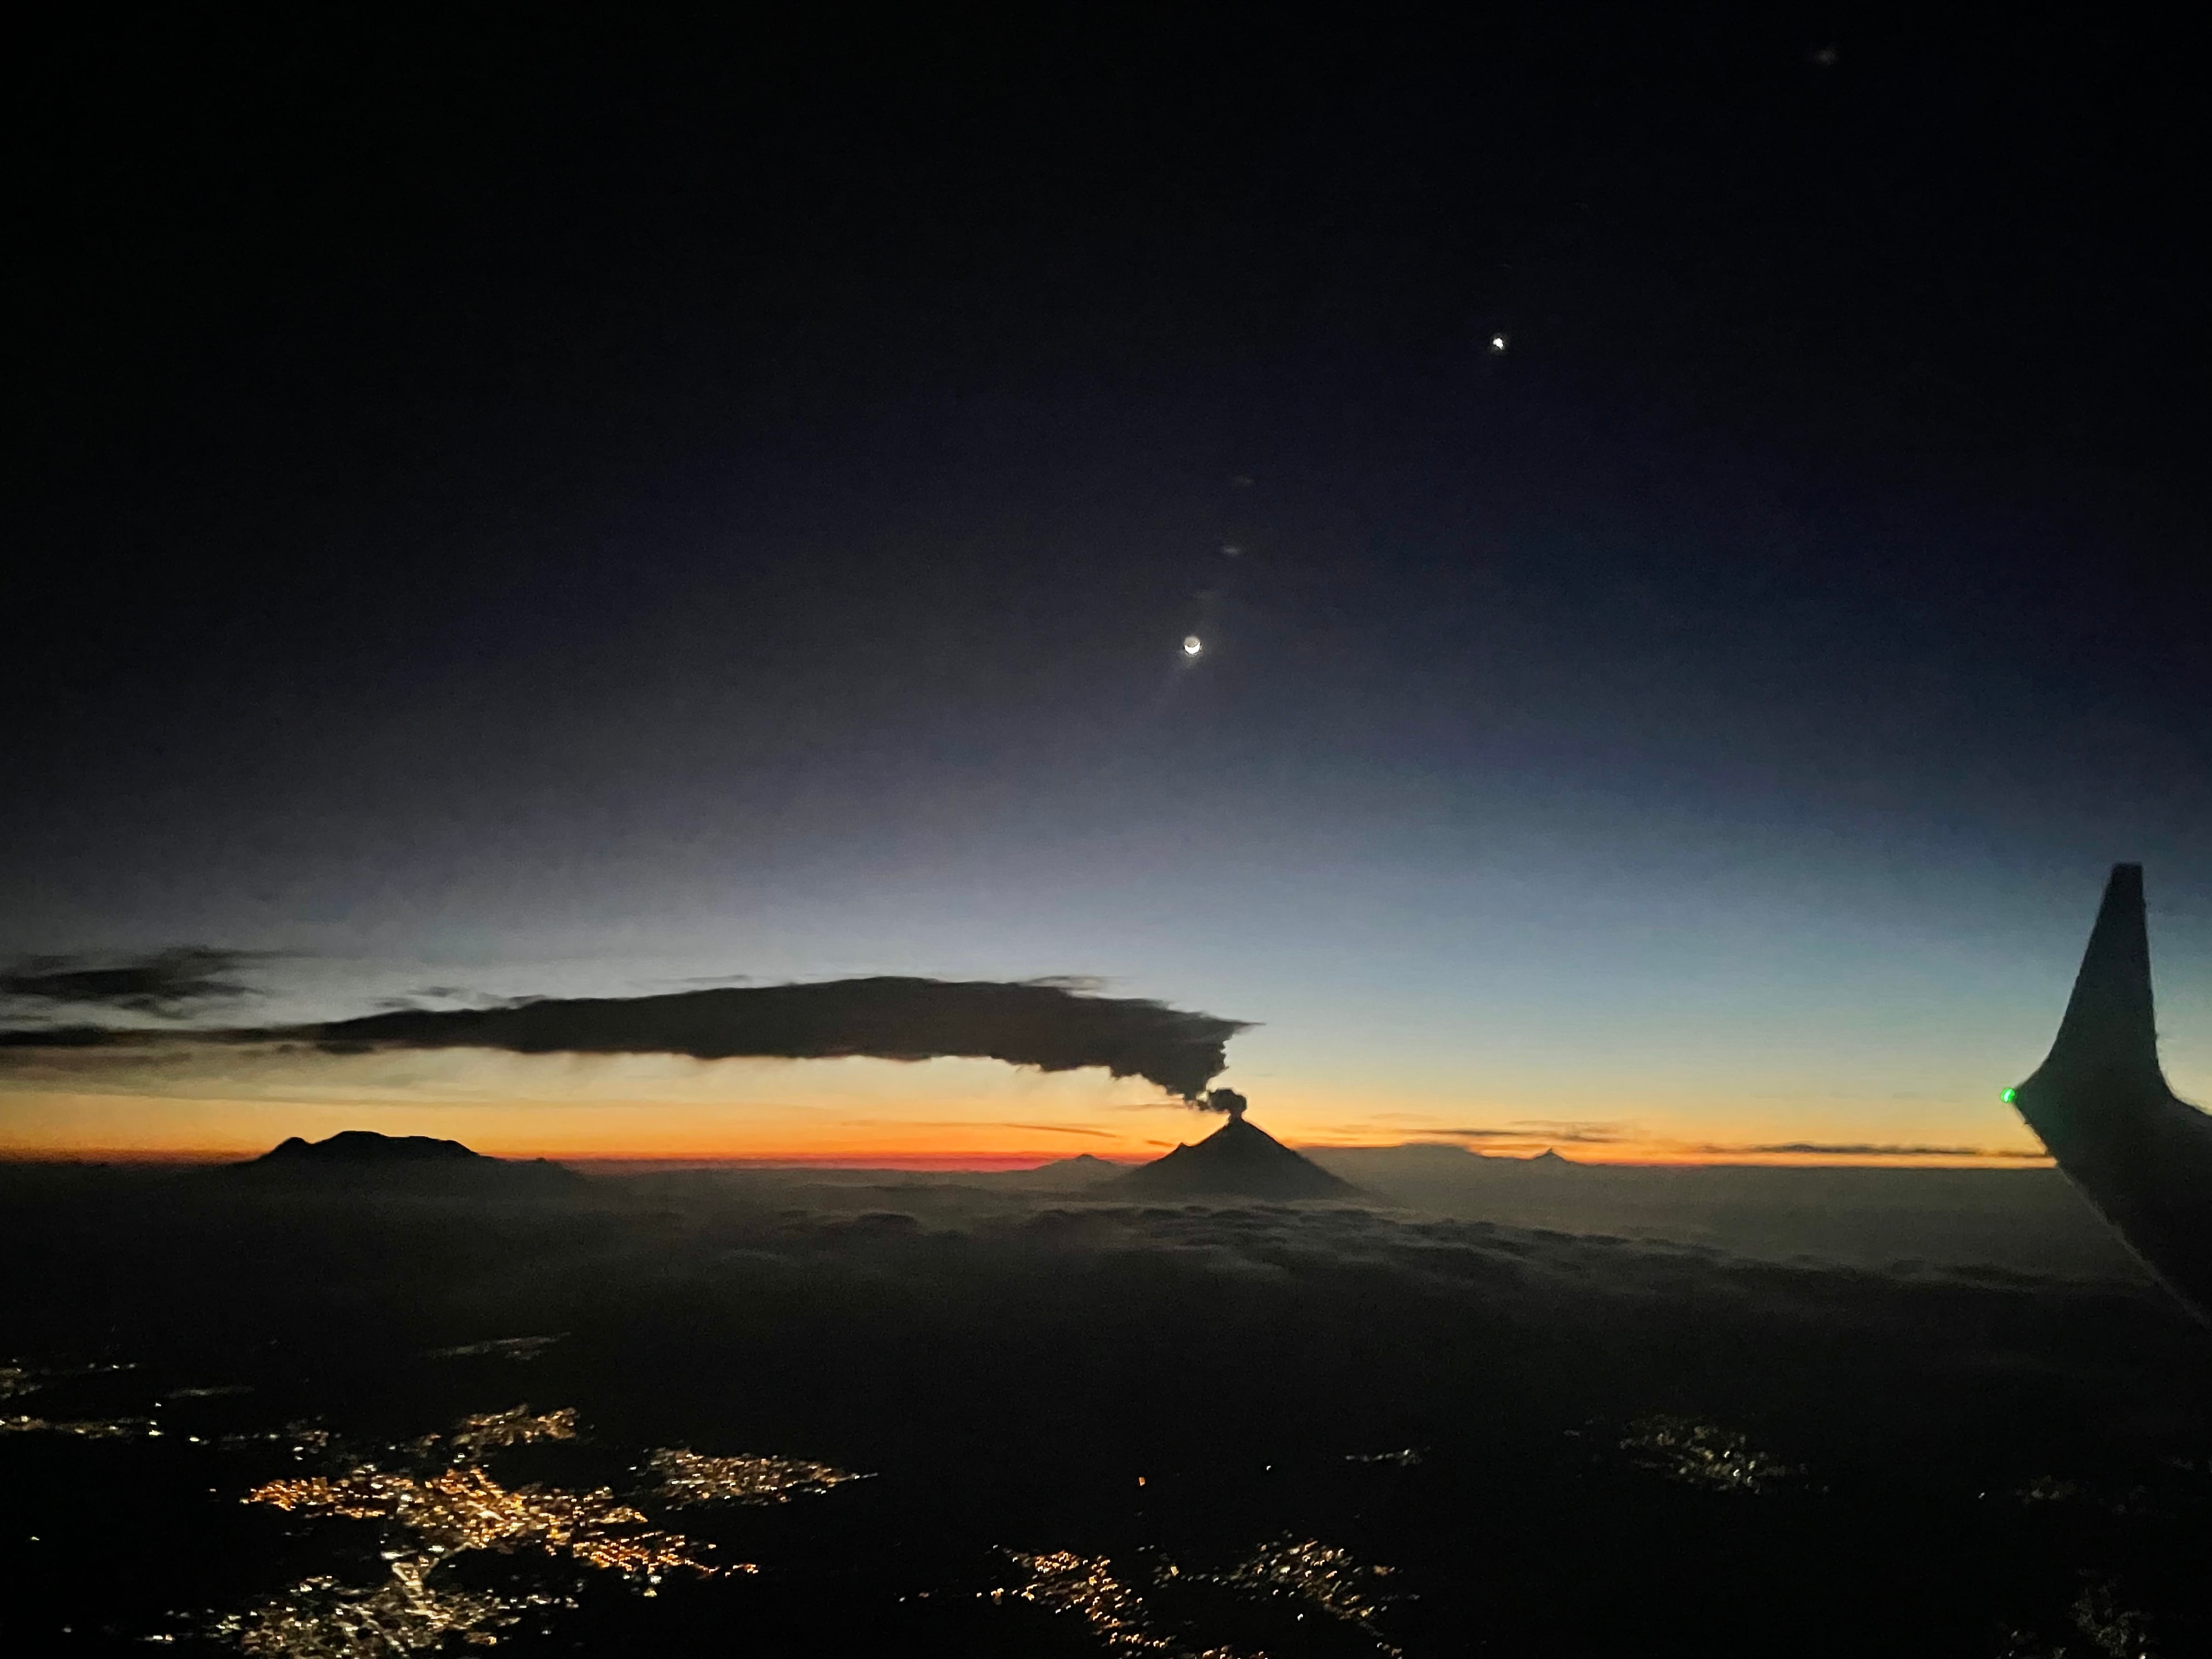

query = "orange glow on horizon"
[0, 1050, 2054, 1171]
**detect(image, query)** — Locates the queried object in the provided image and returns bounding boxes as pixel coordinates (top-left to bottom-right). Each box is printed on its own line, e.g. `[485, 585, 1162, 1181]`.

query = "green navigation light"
[2001, 1087, 2017, 1104]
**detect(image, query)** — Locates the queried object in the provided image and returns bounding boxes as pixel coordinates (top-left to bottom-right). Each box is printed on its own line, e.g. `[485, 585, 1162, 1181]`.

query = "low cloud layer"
[3, 1170, 2201, 1659]
[2, 975, 1251, 1101]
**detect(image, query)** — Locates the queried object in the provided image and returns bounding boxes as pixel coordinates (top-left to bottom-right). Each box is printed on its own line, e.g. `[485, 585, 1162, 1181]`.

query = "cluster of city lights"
[1215, 1536, 1402, 1644]
[247, 1462, 713, 1574]
[1619, 1414, 1799, 1494]
[13, 1355, 1419, 1658]
[190, 1403, 876, 1652]
[2, 1412, 160, 1438]
[217, 1422, 332, 1457]
[648, 1446, 868, 1506]
[210, 1557, 546, 1657]
[438, 1404, 580, 1455]
[995, 1550, 1245, 1657]
[995, 1536, 1406, 1658]
[1343, 1448, 1422, 1467]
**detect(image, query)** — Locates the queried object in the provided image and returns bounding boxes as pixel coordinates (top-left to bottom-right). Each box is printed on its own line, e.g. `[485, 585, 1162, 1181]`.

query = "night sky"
[8, 7, 2211, 1160]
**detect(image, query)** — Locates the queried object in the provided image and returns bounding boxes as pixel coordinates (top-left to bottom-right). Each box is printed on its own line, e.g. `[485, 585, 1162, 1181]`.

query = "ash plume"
[3, 975, 1250, 1100]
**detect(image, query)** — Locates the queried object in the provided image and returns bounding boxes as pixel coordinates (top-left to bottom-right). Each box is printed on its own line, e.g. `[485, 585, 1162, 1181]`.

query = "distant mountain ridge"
[224, 1130, 582, 1189]
[1021, 1153, 1126, 1183]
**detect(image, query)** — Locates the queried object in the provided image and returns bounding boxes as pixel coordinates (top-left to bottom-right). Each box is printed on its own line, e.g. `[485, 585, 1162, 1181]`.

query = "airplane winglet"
[2038, 863, 2161, 1094]
[2010, 863, 2212, 1321]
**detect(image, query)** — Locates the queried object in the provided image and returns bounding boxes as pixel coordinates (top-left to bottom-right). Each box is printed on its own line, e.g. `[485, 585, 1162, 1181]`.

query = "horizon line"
[0, 1140, 2057, 1172]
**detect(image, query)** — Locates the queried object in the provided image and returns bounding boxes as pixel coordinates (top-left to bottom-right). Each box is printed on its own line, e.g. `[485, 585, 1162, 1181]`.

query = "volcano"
[1117, 1113, 1357, 1200]
[218, 1130, 583, 1191]
[257, 1130, 483, 1165]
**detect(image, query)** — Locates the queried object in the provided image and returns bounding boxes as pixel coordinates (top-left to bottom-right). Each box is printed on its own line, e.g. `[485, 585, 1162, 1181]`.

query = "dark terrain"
[3, 1154, 2208, 1657]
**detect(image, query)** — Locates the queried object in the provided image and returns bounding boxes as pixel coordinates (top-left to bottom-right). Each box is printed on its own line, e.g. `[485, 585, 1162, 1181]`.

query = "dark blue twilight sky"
[7, 7, 2210, 1157]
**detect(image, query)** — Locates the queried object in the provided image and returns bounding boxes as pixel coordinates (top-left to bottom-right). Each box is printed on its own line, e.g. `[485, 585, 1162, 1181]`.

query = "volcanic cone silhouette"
[1118, 1092, 1356, 1199]
[2009, 864, 2212, 1320]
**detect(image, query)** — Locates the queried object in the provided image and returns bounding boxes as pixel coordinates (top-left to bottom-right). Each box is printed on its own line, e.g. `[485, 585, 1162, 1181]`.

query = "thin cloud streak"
[1436, 1122, 1635, 1145]
[1423, 1123, 2047, 1163]
[1713, 1141, 2048, 1160]
[0, 948, 269, 1018]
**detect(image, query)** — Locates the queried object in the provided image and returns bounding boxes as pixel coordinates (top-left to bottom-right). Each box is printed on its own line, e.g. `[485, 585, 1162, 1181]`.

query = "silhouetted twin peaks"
[1118, 1113, 1357, 1200]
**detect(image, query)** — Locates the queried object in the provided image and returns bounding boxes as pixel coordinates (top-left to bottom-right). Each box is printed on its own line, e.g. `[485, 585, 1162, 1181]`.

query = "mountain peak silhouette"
[1116, 1115, 1357, 1200]
[225, 1130, 583, 1191]
[257, 1130, 484, 1164]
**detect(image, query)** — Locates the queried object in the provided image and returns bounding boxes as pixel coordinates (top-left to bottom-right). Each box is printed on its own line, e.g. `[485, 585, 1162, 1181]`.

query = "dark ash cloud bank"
[217, 976, 1248, 1100]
